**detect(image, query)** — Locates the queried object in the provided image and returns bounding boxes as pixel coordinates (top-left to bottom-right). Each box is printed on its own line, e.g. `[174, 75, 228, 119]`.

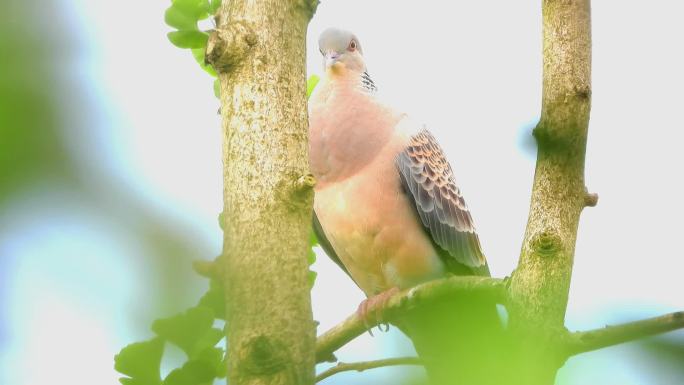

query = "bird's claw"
[356, 287, 400, 335]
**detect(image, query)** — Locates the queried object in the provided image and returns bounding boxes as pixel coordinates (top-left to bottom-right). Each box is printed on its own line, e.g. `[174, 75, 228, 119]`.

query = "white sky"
[2, 1, 683, 385]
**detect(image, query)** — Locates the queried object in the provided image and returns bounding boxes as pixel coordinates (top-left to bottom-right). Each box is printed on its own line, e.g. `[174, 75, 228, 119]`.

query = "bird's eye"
[348, 40, 356, 51]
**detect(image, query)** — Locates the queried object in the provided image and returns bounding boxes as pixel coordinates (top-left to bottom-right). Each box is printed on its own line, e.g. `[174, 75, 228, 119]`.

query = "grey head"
[318, 27, 366, 73]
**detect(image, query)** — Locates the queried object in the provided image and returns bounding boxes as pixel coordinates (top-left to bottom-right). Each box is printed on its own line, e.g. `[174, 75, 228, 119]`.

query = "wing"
[396, 129, 489, 276]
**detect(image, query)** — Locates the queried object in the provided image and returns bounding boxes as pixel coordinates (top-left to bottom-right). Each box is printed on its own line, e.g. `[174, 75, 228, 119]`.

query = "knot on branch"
[530, 231, 562, 258]
[584, 190, 599, 207]
[205, 21, 257, 73]
[572, 85, 592, 101]
[295, 173, 316, 192]
[277, 172, 315, 210]
[240, 335, 288, 375]
[532, 120, 578, 152]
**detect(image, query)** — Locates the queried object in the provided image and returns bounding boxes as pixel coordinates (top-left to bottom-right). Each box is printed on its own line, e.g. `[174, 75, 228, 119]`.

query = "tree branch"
[315, 357, 422, 383]
[215, 0, 316, 383]
[315, 276, 506, 363]
[504, 1, 592, 383]
[565, 311, 684, 356]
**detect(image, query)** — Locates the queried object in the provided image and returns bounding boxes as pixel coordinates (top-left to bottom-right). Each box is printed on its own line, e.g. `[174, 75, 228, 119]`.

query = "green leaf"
[114, 337, 164, 385]
[172, 0, 210, 20]
[162, 359, 216, 385]
[164, 5, 198, 31]
[197, 279, 225, 319]
[167, 31, 209, 49]
[308, 230, 318, 287]
[194, 327, 224, 354]
[196, 346, 225, 377]
[307, 248, 316, 266]
[209, 0, 222, 14]
[191, 48, 217, 77]
[215, 353, 228, 379]
[152, 307, 215, 357]
[309, 230, 318, 247]
[308, 270, 317, 288]
[213, 79, 220, 99]
[217, 211, 225, 229]
[307, 75, 320, 99]
[307, 231, 317, 265]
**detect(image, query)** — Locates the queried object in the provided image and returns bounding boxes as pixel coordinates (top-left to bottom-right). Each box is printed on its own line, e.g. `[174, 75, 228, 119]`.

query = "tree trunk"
[207, 1, 318, 384]
[507, 0, 592, 383]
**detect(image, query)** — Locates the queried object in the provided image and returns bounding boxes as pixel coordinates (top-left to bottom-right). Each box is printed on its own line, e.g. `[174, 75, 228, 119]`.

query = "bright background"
[1, 1, 683, 385]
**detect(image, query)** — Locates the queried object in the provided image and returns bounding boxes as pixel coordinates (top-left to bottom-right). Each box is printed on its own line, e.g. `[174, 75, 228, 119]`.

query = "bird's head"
[318, 27, 365, 74]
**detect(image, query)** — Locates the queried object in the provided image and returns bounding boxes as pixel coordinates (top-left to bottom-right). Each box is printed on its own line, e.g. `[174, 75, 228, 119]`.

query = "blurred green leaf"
[308, 230, 318, 287]
[167, 31, 209, 49]
[307, 75, 320, 99]
[171, 0, 210, 20]
[307, 248, 316, 266]
[194, 327, 224, 354]
[197, 279, 225, 319]
[191, 48, 217, 77]
[164, 6, 198, 31]
[114, 337, 164, 385]
[196, 346, 225, 377]
[215, 353, 228, 379]
[217, 211, 225, 229]
[213, 79, 220, 98]
[308, 270, 317, 288]
[152, 307, 215, 357]
[309, 230, 318, 247]
[209, 0, 222, 14]
[163, 359, 216, 385]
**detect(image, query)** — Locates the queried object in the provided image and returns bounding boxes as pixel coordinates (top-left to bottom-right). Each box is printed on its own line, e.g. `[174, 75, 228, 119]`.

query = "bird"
[309, 28, 501, 384]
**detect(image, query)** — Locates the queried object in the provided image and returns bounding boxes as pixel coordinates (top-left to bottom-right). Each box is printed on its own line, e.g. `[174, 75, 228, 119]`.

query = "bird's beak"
[325, 50, 341, 68]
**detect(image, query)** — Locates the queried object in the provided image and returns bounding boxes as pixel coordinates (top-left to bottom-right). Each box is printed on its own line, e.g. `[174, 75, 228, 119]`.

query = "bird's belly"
[314, 168, 445, 296]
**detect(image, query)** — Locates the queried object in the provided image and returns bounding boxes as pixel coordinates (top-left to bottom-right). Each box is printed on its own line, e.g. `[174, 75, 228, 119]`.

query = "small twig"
[315, 276, 506, 362]
[192, 258, 223, 280]
[315, 357, 422, 383]
[566, 311, 684, 356]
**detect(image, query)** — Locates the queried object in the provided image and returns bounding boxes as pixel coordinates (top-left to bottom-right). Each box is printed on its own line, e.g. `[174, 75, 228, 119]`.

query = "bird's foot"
[356, 287, 400, 336]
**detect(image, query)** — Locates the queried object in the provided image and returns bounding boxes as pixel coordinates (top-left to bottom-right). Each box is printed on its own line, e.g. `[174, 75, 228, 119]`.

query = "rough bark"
[208, 1, 318, 384]
[506, 0, 592, 383]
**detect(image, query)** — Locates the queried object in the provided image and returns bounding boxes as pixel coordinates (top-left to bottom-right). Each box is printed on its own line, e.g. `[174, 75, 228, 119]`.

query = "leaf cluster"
[164, 0, 222, 97]
[114, 280, 226, 385]
[115, 207, 322, 385]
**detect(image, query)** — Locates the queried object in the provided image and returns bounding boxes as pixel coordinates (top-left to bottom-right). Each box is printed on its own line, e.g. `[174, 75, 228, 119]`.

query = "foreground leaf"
[152, 307, 215, 357]
[198, 279, 225, 319]
[164, 5, 198, 31]
[167, 31, 209, 49]
[191, 48, 217, 77]
[114, 337, 164, 385]
[163, 359, 216, 385]
[172, 0, 210, 20]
